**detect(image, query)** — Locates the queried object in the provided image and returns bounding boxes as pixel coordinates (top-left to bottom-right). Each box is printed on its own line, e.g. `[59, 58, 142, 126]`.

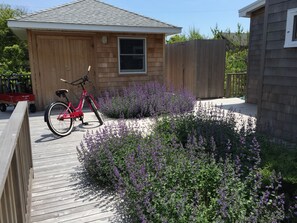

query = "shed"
[240, 0, 297, 144]
[8, 0, 181, 109]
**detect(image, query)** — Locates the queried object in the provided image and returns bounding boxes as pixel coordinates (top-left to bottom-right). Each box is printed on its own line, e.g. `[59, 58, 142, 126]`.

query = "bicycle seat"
[56, 89, 69, 97]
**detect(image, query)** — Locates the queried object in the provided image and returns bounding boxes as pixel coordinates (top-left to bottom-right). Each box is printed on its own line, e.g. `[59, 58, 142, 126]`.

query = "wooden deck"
[0, 106, 118, 223]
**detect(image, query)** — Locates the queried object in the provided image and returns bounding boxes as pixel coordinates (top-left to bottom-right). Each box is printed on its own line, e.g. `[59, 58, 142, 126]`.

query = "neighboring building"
[240, 0, 297, 143]
[8, 0, 181, 109]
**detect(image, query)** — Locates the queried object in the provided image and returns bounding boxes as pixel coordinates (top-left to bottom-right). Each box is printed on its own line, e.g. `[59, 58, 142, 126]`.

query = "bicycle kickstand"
[79, 117, 89, 125]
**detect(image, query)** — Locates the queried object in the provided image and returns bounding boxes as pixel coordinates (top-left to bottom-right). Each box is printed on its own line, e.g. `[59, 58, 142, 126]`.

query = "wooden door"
[65, 37, 95, 104]
[35, 35, 94, 109]
[36, 36, 66, 109]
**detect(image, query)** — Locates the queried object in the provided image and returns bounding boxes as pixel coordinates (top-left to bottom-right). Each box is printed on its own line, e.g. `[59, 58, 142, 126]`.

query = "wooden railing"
[225, 72, 247, 98]
[0, 101, 33, 223]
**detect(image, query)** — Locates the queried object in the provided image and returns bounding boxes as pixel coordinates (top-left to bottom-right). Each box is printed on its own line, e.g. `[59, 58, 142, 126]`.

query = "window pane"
[120, 39, 144, 54]
[120, 55, 145, 72]
[293, 15, 297, 41]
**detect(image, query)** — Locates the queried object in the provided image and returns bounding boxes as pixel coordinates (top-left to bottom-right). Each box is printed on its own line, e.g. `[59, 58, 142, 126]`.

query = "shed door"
[36, 35, 94, 109]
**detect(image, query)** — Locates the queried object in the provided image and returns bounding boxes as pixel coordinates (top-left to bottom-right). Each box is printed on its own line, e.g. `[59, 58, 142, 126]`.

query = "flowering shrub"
[98, 82, 195, 118]
[77, 117, 287, 222]
[154, 103, 257, 163]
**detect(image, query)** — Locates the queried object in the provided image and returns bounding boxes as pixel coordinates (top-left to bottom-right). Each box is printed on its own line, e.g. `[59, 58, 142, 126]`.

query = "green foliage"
[0, 4, 29, 74]
[188, 27, 205, 40]
[167, 27, 205, 44]
[2, 44, 27, 73]
[258, 135, 297, 185]
[211, 24, 249, 74]
[166, 34, 187, 44]
[225, 49, 248, 73]
[210, 23, 222, 39]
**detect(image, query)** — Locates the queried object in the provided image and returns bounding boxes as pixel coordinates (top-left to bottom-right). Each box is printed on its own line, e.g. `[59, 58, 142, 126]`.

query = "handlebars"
[60, 66, 91, 87]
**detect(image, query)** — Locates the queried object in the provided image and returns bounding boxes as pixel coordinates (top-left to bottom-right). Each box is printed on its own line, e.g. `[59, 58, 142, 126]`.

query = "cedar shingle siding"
[257, 0, 297, 143]
[246, 7, 265, 104]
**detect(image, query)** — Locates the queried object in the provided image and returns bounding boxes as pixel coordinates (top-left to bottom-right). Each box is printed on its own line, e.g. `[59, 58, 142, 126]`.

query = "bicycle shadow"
[35, 133, 60, 143]
[34, 120, 102, 143]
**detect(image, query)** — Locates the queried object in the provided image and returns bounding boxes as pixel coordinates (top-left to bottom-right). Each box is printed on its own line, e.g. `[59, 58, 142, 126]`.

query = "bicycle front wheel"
[87, 97, 104, 125]
[45, 101, 74, 137]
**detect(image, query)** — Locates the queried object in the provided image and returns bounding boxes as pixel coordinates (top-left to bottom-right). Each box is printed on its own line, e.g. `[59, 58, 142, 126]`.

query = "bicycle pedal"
[82, 122, 89, 125]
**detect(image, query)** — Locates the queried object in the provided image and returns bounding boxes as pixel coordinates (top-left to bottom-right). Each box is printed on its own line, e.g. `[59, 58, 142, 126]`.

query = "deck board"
[25, 111, 118, 223]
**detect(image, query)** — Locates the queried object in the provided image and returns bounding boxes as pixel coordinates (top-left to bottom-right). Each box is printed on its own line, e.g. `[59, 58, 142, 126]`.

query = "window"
[284, 8, 297, 48]
[118, 38, 146, 74]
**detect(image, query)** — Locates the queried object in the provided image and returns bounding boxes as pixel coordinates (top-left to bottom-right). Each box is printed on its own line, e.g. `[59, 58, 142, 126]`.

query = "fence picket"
[225, 73, 247, 97]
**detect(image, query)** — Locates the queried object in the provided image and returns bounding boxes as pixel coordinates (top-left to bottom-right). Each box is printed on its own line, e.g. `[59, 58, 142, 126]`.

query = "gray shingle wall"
[257, 0, 297, 143]
[246, 7, 265, 104]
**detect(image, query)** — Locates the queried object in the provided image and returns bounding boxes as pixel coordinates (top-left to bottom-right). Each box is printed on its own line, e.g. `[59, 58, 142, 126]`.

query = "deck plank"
[26, 111, 118, 223]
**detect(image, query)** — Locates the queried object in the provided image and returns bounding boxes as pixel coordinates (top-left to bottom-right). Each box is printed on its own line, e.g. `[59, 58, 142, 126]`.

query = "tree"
[166, 34, 187, 44]
[211, 23, 249, 73]
[0, 4, 29, 74]
[188, 27, 205, 40]
[167, 27, 205, 44]
[211, 23, 223, 39]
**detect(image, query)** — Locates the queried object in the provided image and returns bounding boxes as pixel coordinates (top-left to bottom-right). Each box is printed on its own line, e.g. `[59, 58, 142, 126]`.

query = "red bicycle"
[44, 66, 103, 137]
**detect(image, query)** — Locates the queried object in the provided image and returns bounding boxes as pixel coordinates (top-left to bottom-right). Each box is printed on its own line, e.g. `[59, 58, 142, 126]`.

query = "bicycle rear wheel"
[45, 101, 74, 136]
[87, 96, 104, 125]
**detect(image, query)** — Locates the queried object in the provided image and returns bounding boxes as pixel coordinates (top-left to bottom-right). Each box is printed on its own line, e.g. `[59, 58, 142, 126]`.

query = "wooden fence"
[0, 102, 33, 223]
[165, 40, 226, 98]
[225, 72, 247, 98]
[0, 74, 32, 94]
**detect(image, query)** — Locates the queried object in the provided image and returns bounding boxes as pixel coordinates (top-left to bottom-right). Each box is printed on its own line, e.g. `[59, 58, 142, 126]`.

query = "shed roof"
[239, 0, 265, 18]
[8, 0, 181, 39]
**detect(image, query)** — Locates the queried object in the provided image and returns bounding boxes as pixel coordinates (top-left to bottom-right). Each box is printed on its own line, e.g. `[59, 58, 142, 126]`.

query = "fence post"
[226, 73, 231, 98]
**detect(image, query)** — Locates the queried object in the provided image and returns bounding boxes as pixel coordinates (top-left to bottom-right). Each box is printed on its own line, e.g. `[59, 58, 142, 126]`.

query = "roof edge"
[8, 20, 182, 40]
[239, 0, 265, 18]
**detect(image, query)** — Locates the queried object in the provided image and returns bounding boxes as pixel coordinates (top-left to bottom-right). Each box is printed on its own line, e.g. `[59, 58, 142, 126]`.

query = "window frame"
[118, 37, 147, 75]
[284, 8, 297, 48]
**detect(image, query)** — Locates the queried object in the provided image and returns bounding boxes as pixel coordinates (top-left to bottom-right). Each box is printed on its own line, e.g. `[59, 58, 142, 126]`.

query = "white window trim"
[284, 8, 297, 48]
[118, 37, 147, 75]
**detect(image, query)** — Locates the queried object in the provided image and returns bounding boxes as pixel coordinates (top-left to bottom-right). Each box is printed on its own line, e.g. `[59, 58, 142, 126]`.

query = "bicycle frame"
[57, 89, 97, 121]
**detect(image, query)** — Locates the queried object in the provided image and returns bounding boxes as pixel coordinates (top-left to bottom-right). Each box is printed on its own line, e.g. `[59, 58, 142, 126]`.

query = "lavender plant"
[98, 82, 195, 119]
[77, 120, 287, 222]
[154, 103, 242, 156]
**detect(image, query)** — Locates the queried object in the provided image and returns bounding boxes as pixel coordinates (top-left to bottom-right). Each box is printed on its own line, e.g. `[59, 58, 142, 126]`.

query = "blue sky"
[1, 0, 255, 37]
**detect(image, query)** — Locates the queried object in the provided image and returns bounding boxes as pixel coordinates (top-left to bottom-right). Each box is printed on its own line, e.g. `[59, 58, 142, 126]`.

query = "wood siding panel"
[165, 40, 225, 98]
[257, 0, 297, 143]
[36, 36, 66, 109]
[165, 43, 184, 92]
